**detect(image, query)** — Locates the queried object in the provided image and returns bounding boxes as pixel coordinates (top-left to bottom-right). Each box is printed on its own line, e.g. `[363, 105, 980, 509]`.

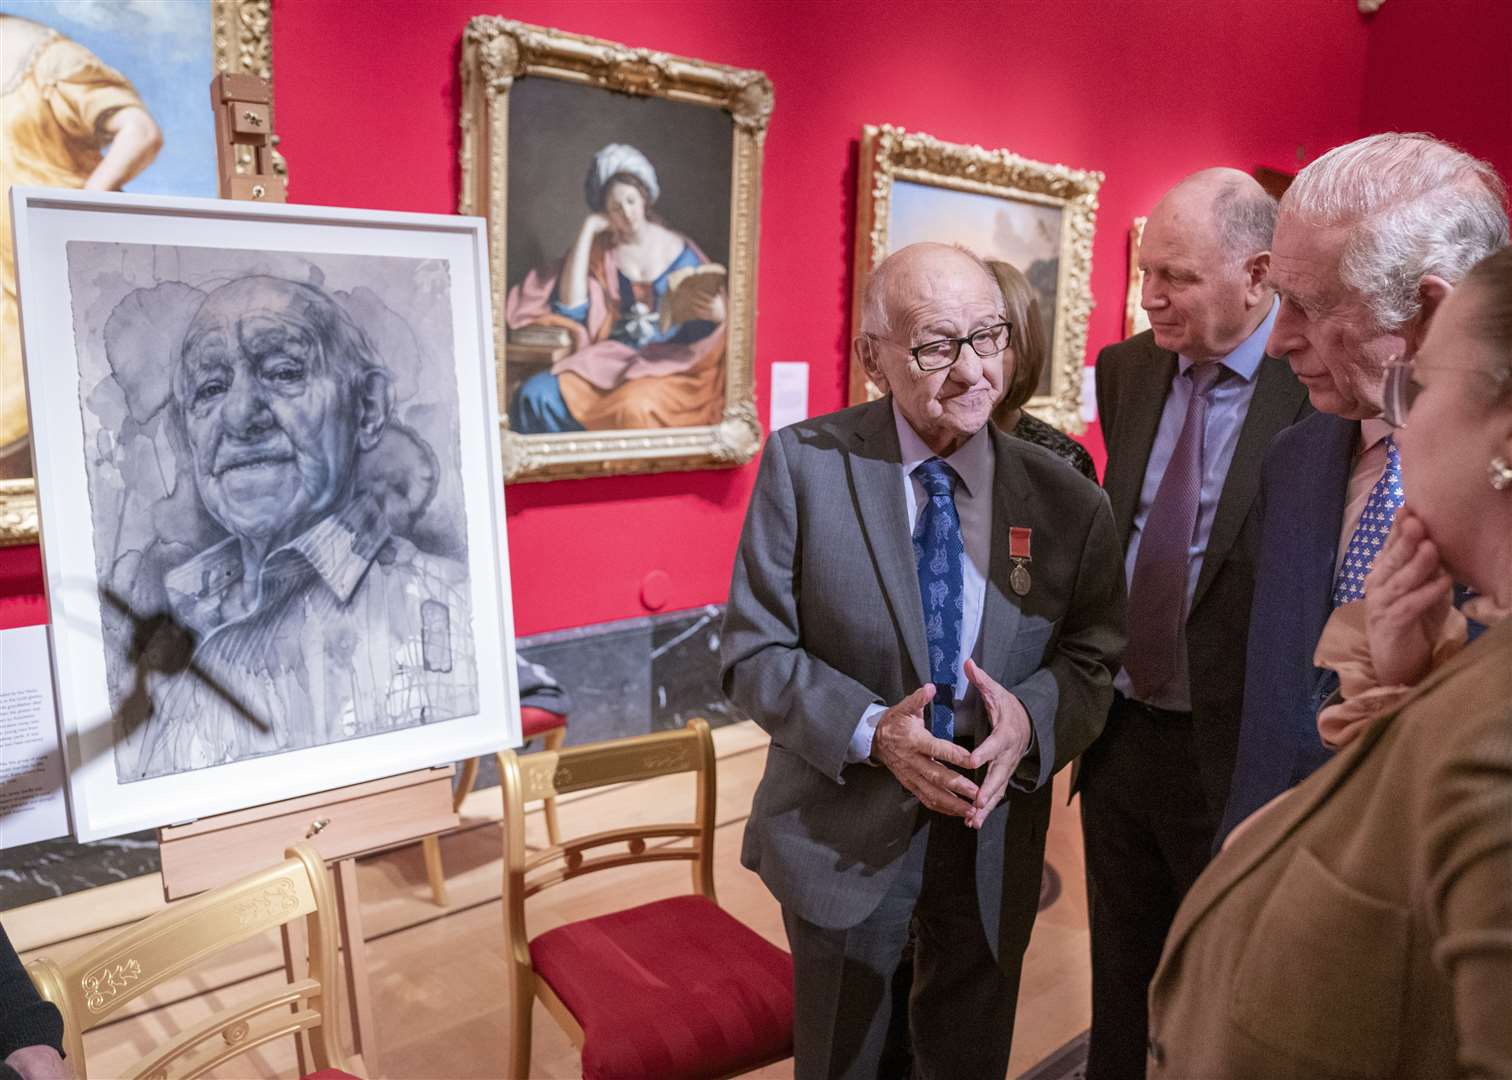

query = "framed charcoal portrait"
[0, 0, 282, 545]
[11, 188, 518, 841]
[849, 125, 1102, 434]
[459, 17, 772, 482]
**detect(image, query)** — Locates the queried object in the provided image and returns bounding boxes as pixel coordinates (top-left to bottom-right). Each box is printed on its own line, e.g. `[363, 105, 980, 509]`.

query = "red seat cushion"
[300, 1070, 363, 1080]
[521, 706, 566, 739]
[529, 894, 793, 1080]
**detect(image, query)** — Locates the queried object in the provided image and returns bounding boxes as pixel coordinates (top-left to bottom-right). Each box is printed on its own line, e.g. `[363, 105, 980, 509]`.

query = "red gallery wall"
[1360, 0, 1512, 189]
[0, 0, 1492, 638]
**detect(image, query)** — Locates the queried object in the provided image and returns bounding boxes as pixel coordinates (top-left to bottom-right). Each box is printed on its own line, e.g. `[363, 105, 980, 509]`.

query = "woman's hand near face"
[559, 213, 612, 309]
[578, 212, 612, 241]
[1365, 507, 1453, 687]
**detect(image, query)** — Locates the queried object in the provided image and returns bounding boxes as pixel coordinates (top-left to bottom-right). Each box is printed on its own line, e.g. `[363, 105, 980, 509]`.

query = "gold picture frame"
[1126, 215, 1150, 339]
[0, 0, 278, 546]
[458, 17, 771, 483]
[848, 124, 1102, 434]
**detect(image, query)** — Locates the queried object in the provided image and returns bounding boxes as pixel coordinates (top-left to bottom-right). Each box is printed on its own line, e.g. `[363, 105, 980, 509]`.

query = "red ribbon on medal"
[1009, 526, 1032, 561]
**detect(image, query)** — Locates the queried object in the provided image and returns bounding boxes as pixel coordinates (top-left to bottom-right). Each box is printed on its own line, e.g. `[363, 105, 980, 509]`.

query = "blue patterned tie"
[1333, 435, 1404, 606]
[912, 458, 964, 740]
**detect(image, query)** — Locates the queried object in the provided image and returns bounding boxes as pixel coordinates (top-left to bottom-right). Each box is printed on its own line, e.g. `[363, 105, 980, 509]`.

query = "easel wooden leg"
[334, 857, 379, 1074]
[421, 833, 448, 907]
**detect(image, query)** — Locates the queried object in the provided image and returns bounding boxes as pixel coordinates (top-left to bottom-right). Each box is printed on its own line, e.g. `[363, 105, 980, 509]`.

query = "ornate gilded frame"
[1126, 216, 1150, 339]
[848, 125, 1102, 434]
[0, 0, 277, 546]
[458, 17, 770, 483]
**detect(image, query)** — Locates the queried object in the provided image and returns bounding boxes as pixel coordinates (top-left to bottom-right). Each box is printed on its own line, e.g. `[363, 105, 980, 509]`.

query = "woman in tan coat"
[1146, 246, 1512, 1079]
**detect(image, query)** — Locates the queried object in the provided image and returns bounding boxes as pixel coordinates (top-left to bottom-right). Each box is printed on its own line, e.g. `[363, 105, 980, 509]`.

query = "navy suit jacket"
[1217, 410, 1358, 843]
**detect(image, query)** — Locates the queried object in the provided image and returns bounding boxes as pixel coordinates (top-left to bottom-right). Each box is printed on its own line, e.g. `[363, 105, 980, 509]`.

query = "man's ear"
[354, 369, 392, 452]
[855, 335, 889, 393]
[1244, 251, 1271, 306]
[1403, 274, 1454, 357]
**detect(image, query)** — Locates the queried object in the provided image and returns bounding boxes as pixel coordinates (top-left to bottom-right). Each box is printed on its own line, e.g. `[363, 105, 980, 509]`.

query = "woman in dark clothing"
[0, 923, 65, 1080]
[988, 259, 1099, 483]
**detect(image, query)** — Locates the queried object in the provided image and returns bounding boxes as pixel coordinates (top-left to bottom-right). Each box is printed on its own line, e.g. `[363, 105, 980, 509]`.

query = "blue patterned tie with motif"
[1333, 435, 1404, 606]
[912, 458, 964, 740]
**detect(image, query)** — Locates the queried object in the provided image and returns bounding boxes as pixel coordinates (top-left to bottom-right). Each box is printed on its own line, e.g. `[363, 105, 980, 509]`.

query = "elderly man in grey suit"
[722, 242, 1126, 1079]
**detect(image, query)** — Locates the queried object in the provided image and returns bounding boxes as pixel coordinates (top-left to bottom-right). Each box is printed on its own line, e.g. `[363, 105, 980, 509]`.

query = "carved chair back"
[26, 843, 347, 1080]
[499, 717, 718, 1064]
[499, 715, 717, 925]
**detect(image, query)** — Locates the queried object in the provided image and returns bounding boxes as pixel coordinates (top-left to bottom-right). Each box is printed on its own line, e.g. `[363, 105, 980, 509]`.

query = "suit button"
[1147, 1035, 1166, 1067]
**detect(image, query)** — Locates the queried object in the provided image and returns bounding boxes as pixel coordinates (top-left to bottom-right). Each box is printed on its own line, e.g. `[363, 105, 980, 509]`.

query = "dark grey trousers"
[782, 808, 1022, 1080]
[1080, 696, 1220, 1080]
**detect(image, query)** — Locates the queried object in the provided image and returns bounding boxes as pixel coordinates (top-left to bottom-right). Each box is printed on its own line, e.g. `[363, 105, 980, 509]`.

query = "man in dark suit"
[1080, 168, 1309, 1080]
[1219, 133, 1509, 845]
[722, 242, 1125, 1079]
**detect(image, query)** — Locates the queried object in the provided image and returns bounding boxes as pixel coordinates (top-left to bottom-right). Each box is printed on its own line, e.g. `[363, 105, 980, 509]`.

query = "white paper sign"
[769, 361, 810, 431]
[0, 625, 70, 846]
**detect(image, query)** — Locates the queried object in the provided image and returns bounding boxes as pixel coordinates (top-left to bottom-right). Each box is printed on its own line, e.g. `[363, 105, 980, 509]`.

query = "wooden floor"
[9, 722, 1091, 1079]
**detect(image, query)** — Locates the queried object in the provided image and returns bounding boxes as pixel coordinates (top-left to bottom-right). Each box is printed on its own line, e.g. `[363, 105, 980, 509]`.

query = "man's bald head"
[1152, 168, 1278, 266]
[1139, 169, 1277, 360]
[860, 242, 998, 340]
[855, 242, 1008, 457]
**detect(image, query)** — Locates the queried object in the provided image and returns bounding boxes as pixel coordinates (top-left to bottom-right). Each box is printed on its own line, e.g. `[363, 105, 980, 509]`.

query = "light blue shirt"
[847, 403, 995, 762]
[1116, 300, 1278, 711]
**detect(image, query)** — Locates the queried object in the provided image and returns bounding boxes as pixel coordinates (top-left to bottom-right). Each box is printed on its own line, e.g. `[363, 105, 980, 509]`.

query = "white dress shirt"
[847, 404, 995, 762]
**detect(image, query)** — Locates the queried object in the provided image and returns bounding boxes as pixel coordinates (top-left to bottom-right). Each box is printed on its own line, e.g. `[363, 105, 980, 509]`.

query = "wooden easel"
[156, 767, 459, 1075]
[211, 73, 286, 202]
[151, 74, 458, 1075]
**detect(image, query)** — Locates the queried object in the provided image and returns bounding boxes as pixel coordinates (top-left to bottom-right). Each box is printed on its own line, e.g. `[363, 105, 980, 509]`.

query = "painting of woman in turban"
[503, 143, 729, 434]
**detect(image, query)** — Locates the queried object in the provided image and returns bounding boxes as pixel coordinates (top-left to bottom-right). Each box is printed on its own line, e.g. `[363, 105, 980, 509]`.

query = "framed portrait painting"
[11, 188, 519, 841]
[0, 0, 281, 544]
[849, 125, 1102, 434]
[458, 17, 771, 482]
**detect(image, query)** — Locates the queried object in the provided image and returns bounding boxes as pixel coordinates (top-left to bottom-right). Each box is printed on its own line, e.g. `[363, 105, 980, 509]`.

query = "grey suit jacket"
[721, 397, 1125, 957]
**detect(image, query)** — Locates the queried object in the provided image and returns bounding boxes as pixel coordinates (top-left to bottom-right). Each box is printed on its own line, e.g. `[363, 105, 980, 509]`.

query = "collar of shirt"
[1175, 296, 1278, 383]
[1358, 417, 1394, 458]
[890, 400, 994, 498]
[164, 494, 394, 636]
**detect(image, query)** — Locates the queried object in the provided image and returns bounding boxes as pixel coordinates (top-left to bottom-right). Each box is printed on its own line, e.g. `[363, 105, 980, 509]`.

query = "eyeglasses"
[1381, 355, 1507, 428]
[874, 321, 1013, 372]
[1382, 356, 1415, 428]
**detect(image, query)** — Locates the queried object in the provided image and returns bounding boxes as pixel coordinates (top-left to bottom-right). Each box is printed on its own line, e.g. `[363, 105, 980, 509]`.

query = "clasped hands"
[871, 659, 1031, 830]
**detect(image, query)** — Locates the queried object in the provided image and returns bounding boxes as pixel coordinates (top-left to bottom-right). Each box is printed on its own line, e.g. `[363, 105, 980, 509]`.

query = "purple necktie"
[1122, 362, 1224, 703]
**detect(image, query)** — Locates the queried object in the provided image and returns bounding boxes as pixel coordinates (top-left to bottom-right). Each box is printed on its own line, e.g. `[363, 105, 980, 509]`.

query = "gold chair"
[502, 717, 793, 1079]
[422, 705, 568, 907]
[26, 843, 352, 1080]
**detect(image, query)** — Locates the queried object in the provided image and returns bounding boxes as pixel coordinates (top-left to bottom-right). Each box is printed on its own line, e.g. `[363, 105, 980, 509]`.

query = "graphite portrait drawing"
[63, 243, 478, 783]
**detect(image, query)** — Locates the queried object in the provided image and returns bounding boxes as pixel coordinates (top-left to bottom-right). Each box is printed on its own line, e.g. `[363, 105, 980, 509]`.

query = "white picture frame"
[11, 187, 520, 841]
